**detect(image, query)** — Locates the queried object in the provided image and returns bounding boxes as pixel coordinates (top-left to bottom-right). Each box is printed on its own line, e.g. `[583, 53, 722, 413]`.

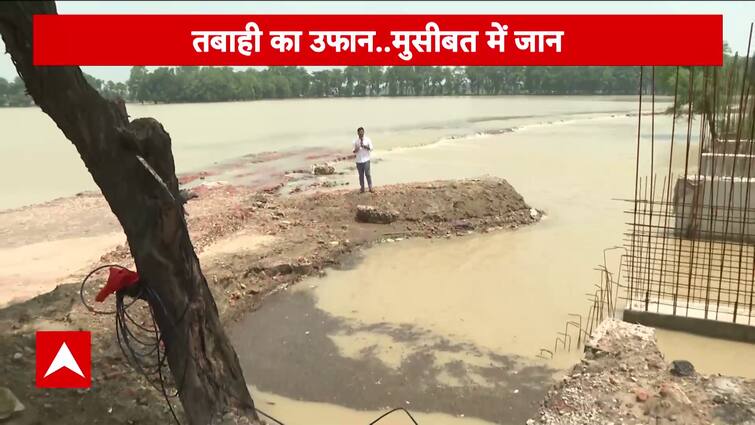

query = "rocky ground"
[529, 319, 755, 425]
[0, 176, 540, 425]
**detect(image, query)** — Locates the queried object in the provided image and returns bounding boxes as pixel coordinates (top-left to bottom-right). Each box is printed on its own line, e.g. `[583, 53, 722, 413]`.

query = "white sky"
[0, 1, 753, 82]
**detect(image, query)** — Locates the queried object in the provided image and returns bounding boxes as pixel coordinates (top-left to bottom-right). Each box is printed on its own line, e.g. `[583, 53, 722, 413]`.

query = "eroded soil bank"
[0, 177, 539, 424]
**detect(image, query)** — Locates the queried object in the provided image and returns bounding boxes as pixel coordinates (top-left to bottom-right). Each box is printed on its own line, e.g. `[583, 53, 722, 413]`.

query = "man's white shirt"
[353, 136, 373, 164]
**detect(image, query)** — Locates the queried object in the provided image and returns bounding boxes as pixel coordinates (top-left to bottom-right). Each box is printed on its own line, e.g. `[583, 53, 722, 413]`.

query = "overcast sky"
[1, 1, 753, 82]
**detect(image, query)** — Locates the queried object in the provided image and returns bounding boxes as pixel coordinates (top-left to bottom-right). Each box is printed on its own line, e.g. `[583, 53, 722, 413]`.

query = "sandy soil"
[0, 232, 125, 307]
[0, 175, 539, 425]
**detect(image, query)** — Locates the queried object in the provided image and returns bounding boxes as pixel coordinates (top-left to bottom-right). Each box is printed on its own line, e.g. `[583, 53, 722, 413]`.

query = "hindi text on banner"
[270, 30, 303, 53]
[191, 22, 264, 56]
[309, 30, 377, 53]
[485, 22, 509, 52]
[390, 22, 478, 61]
[513, 30, 564, 53]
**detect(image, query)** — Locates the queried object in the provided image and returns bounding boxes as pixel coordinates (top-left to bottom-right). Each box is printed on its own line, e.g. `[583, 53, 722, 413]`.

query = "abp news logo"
[35, 331, 91, 388]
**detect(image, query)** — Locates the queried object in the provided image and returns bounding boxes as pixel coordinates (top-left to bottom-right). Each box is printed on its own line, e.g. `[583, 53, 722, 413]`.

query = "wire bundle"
[80, 264, 184, 424]
[80, 264, 419, 425]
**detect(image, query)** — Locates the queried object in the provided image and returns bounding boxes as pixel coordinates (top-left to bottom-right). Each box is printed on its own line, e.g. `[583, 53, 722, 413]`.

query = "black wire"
[368, 407, 420, 425]
[253, 405, 420, 425]
[256, 408, 287, 425]
[81, 266, 184, 424]
[82, 265, 419, 425]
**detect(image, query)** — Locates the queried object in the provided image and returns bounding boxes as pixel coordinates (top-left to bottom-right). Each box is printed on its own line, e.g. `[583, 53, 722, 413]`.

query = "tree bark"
[0, 2, 259, 424]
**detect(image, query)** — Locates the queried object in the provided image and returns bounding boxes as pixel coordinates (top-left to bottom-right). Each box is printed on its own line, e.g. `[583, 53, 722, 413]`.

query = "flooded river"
[2, 95, 639, 211]
[8, 95, 755, 423]
[225, 97, 673, 424]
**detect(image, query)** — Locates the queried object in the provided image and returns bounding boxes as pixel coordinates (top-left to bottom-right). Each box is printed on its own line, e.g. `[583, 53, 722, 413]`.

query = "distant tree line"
[0, 73, 129, 107]
[124, 66, 668, 104]
[0, 60, 747, 108]
[0, 66, 669, 107]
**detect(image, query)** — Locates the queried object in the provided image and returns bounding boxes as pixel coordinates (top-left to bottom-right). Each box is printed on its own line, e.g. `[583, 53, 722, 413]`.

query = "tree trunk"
[0, 2, 259, 424]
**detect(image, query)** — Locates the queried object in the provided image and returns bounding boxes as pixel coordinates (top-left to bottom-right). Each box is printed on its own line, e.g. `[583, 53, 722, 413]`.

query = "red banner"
[33, 14, 723, 66]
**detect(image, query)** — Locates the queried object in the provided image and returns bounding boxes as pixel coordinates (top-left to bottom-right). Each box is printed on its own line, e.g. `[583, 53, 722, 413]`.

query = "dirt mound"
[0, 176, 539, 425]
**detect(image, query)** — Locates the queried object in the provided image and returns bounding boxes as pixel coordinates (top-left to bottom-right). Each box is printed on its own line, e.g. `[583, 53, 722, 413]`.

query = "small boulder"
[356, 205, 398, 224]
[670, 360, 695, 377]
[179, 189, 198, 203]
[313, 163, 335, 175]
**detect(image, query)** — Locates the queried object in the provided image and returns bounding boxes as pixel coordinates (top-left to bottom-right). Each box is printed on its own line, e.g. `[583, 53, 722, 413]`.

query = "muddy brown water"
[230, 107, 755, 421]
[2, 96, 644, 211]
[227, 100, 703, 424]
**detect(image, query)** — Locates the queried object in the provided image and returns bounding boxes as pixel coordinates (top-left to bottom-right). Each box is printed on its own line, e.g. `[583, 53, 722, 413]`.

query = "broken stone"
[451, 220, 475, 231]
[312, 163, 335, 175]
[635, 388, 650, 402]
[355, 205, 398, 224]
[670, 360, 695, 377]
[269, 263, 293, 275]
[659, 383, 691, 405]
[179, 189, 198, 203]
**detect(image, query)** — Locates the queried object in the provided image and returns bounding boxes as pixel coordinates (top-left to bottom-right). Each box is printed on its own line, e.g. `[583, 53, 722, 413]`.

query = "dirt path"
[0, 176, 539, 424]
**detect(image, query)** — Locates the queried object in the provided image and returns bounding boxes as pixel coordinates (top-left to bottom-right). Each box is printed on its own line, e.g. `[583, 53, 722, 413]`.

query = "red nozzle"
[95, 267, 140, 302]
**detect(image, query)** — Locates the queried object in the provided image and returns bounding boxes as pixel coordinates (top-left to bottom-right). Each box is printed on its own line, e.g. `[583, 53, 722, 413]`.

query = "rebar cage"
[624, 30, 755, 326]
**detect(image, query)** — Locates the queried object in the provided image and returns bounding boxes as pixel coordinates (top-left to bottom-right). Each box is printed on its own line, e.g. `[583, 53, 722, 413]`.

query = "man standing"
[353, 126, 374, 193]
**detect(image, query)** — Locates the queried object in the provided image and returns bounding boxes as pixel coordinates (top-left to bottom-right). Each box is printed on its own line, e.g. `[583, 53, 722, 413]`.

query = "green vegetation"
[0, 66, 666, 107]
[0, 62, 748, 108]
[0, 76, 32, 107]
[124, 66, 659, 102]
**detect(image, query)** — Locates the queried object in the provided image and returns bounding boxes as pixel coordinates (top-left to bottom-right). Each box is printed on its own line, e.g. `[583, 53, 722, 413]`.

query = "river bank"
[0, 174, 541, 424]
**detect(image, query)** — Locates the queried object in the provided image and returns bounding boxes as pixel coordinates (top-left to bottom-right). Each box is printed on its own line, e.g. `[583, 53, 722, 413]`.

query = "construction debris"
[531, 319, 755, 425]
